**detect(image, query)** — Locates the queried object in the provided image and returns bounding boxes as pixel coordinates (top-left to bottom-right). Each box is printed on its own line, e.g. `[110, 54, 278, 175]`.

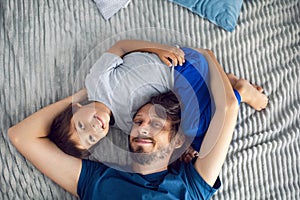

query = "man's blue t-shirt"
[78, 159, 221, 200]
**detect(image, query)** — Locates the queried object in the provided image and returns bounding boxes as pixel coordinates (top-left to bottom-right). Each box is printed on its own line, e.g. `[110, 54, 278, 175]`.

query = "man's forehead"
[137, 104, 167, 120]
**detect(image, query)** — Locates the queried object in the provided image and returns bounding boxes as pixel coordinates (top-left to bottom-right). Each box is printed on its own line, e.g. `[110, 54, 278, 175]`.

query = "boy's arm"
[107, 39, 185, 67]
[8, 89, 87, 197]
[192, 49, 239, 187]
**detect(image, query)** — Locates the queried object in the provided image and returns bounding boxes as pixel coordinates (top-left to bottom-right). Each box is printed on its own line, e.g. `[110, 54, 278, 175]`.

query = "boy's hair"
[146, 91, 182, 140]
[48, 103, 90, 158]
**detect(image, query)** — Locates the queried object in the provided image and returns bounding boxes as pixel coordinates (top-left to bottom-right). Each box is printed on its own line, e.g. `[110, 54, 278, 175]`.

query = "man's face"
[70, 102, 111, 149]
[130, 103, 173, 155]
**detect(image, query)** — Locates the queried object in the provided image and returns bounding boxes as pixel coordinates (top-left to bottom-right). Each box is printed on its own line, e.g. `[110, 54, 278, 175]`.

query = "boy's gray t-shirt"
[85, 52, 174, 134]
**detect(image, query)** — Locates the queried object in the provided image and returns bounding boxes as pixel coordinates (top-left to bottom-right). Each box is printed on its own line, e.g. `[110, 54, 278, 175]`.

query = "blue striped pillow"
[168, 0, 243, 32]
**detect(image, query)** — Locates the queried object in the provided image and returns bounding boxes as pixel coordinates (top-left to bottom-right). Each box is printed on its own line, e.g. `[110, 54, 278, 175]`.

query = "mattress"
[1, 0, 299, 199]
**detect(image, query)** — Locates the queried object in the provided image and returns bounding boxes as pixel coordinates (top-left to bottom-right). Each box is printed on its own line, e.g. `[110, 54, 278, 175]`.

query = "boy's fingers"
[193, 151, 199, 157]
[175, 54, 184, 66]
[171, 56, 178, 66]
[172, 48, 185, 66]
[184, 154, 193, 163]
[161, 57, 172, 67]
[175, 48, 185, 59]
[167, 54, 178, 66]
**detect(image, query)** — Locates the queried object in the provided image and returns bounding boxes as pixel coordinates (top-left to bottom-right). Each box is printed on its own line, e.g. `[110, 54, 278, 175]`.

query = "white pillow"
[93, 0, 131, 20]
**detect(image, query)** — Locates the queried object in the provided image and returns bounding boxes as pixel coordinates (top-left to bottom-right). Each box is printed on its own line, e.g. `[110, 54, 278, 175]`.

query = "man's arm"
[193, 49, 239, 187]
[8, 90, 87, 196]
[107, 39, 185, 67]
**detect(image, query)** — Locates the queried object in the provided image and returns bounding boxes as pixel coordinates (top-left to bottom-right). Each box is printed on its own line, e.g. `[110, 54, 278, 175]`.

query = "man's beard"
[129, 145, 173, 165]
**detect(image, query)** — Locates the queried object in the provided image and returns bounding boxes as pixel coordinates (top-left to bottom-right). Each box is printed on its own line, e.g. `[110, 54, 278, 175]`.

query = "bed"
[1, 0, 299, 199]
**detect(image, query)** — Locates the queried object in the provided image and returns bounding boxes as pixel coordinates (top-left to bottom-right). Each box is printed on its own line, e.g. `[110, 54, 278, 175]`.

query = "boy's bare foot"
[252, 84, 264, 93]
[234, 79, 268, 111]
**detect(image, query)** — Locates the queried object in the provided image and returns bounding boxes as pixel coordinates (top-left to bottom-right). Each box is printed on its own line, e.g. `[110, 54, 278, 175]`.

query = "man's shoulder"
[81, 159, 105, 170]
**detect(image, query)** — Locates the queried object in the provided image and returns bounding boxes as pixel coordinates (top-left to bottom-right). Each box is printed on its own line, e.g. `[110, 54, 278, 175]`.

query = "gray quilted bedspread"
[1, 0, 299, 199]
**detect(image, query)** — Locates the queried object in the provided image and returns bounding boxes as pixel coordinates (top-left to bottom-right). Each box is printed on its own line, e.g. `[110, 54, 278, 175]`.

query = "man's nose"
[138, 126, 150, 136]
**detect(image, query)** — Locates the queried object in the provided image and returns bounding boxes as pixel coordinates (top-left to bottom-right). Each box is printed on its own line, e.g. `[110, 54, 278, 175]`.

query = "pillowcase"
[93, 0, 131, 20]
[168, 0, 243, 32]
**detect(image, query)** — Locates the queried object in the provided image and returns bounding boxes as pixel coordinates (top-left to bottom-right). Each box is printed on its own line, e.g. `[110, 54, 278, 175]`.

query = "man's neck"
[132, 161, 169, 175]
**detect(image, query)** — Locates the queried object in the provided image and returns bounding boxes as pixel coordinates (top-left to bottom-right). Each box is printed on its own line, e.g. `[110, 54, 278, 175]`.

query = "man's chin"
[130, 152, 156, 165]
[132, 146, 153, 154]
[130, 146, 172, 165]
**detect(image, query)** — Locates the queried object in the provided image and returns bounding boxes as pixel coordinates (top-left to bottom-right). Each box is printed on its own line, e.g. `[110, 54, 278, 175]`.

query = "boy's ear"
[71, 103, 82, 113]
[72, 103, 82, 108]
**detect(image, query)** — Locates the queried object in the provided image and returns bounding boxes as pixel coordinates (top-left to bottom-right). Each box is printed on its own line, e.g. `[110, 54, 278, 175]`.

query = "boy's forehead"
[69, 117, 75, 132]
[69, 119, 82, 147]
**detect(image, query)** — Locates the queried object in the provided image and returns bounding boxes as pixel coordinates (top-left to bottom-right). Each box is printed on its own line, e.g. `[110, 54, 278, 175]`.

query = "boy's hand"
[108, 40, 185, 67]
[152, 45, 185, 67]
[180, 146, 199, 163]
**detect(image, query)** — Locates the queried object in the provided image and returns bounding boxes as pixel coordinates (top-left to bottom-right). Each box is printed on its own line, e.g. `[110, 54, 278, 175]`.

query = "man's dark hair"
[147, 91, 182, 140]
[48, 103, 90, 158]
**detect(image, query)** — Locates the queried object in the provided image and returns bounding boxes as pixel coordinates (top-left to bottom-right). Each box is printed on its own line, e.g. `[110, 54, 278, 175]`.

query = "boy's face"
[129, 103, 173, 154]
[70, 103, 111, 149]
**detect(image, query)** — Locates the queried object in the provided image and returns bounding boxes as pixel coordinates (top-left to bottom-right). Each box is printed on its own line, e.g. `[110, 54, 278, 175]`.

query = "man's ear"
[174, 133, 185, 149]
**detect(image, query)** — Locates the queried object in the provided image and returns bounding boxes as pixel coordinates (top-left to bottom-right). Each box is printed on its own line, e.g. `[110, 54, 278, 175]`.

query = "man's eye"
[152, 122, 162, 128]
[134, 120, 142, 125]
[89, 135, 96, 143]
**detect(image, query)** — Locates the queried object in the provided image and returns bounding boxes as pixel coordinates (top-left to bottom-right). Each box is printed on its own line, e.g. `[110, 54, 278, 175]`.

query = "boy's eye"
[89, 135, 96, 143]
[78, 122, 85, 130]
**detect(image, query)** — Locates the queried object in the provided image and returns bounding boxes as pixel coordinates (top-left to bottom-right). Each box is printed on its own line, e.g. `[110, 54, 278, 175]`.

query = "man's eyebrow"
[134, 113, 143, 118]
[135, 112, 164, 120]
[150, 113, 163, 119]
